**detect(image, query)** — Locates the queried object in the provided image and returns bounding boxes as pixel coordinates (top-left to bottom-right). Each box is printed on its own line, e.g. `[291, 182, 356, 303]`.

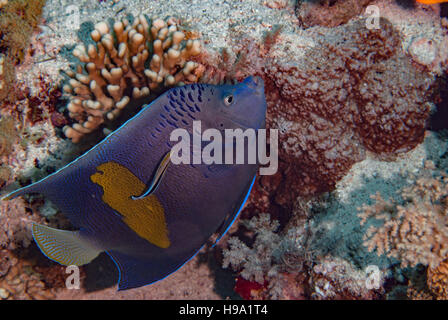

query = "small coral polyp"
[63, 15, 203, 143]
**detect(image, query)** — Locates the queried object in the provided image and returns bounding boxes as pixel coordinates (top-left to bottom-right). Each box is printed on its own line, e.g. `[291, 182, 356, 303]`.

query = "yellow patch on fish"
[90, 162, 170, 249]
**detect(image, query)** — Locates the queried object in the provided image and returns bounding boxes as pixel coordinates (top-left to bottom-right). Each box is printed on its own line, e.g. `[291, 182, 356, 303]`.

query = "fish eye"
[223, 94, 234, 106]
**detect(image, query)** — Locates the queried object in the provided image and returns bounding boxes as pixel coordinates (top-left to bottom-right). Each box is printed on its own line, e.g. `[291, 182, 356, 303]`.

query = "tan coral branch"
[63, 15, 203, 142]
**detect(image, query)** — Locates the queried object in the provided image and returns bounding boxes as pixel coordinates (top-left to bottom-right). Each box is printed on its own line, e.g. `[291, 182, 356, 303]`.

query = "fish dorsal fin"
[32, 223, 101, 266]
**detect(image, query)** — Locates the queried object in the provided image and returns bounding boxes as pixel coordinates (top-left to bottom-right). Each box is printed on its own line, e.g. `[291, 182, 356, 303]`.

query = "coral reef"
[222, 214, 282, 285]
[222, 213, 311, 299]
[62, 16, 203, 142]
[0, 199, 44, 251]
[202, 17, 435, 205]
[296, 0, 373, 28]
[0, 0, 447, 300]
[427, 258, 448, 300]
[0, 0, 46, 102]
[0, 115, 19, 188]
[263, 18, 432, 203]
[0, 54, 14, 102]
[12, 75, 63, 126]
[310, 255, 384, 299]
[0, 251, 54, 300]
[358, 161, 448, 269]
[225, 131, 448, 300]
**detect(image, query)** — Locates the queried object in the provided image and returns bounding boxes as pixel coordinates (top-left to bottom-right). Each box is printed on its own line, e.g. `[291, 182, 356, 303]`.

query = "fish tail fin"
[32, 223, 102, 266]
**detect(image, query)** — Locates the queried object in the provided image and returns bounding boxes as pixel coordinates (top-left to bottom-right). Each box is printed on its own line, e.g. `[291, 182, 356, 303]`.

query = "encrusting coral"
[427, 258, 448, 300]
[265, 18, 432, 202]
[201, 17, 434, 206]
[62, 15, 203, 142]
[296, 0, 373, 28]
[358, 161, 448, 270]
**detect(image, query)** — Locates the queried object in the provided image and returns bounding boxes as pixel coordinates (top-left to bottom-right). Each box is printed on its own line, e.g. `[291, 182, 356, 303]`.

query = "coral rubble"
[62, 16, 203, 142]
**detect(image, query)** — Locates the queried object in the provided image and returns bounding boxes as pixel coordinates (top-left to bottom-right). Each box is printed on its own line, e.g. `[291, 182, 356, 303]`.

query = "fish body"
[3, 77, 267, 290]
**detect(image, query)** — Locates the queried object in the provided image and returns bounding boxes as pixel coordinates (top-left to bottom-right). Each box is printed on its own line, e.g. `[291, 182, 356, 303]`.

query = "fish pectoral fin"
[132, 151, 171, 200]
[32, 223, 101, 266]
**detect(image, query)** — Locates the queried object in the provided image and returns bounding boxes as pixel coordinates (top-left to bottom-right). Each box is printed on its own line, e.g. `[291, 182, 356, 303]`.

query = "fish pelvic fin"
[32, 223, 101, 266]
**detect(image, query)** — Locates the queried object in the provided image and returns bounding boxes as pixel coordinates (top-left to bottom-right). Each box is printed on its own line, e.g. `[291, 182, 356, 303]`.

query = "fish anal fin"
[32, 223, 101, 266]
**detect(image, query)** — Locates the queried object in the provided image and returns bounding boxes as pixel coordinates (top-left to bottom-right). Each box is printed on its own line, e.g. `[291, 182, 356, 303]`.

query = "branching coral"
[62, 15, 203, 142]
[358, 161, 448, 269]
